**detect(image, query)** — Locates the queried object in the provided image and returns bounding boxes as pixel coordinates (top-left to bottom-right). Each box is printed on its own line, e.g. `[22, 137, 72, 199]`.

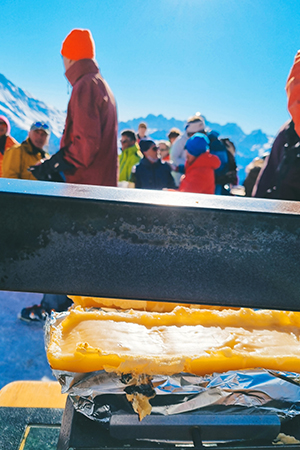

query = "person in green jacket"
[118, 130, 142, 186]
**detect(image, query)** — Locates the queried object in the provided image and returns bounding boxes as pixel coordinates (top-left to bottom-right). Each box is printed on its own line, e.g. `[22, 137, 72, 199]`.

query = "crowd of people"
[1, 27, 300, 321]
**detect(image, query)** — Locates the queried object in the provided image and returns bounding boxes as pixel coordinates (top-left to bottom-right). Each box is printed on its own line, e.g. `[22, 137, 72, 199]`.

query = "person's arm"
[170, 134, 187, 166]
[252, 124, 288, 198]
[166, 167, 176, 189]
[30, 79, 105, 181]
[28, 147, 74, 181]
[134, 166, 142, 188]
[126, 154, 141, 182]
[212, 154, 221, 170]
[63, 80, 104, 169]
[130, 165, 139, 188]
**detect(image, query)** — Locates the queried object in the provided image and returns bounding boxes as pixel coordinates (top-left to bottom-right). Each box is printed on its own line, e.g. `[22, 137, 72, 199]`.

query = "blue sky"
[2, 0, 300, 135]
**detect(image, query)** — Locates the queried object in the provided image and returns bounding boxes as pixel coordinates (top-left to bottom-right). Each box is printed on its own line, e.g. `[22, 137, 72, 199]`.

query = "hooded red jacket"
[179, 152, 221, 194]
[61, 59, 118, 186]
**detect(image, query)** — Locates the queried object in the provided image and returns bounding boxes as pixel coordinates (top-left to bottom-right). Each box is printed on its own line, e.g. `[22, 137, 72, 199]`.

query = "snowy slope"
[0, 73, 66, 153]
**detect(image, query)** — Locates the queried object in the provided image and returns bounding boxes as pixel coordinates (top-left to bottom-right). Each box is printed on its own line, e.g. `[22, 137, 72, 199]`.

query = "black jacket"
[133, 158, 176, 190]
[253, 120, 300, 201]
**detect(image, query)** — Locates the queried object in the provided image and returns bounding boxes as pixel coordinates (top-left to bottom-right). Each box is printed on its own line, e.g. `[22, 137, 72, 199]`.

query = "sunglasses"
[33, 122, 50, 130]
[120, 139, 129, 144]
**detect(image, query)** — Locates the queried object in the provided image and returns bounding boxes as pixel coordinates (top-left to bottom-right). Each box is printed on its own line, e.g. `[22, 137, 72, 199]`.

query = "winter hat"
[208, 130, 220, 139]
[61, 29, 95, 61]
[139, 138, 157, 153]
[185, 133, 210, 157]
[0, 115, 10, 135]
[30, 121, 50, 135]
[185, 117, 205, 134]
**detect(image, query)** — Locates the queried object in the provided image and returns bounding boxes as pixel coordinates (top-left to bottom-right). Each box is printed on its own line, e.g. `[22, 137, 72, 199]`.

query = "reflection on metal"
[109, 413, 280, 442]
[1, 178, 300, 311]
[58, 397, 281, 449]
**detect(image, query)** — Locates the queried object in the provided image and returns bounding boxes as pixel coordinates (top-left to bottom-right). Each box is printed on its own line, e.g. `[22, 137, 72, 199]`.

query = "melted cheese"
[47, 306, 300, 376]
[126, 393, 155, 421]
[69, 296, 230, 312]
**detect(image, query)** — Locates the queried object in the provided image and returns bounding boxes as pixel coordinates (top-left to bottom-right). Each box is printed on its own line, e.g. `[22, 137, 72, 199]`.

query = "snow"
[0, 73, 66, 147]
[0, 291, 55, 389]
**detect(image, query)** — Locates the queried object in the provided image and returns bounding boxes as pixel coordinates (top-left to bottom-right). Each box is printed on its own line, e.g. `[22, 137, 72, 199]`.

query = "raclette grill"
[1, 179, 300, 449]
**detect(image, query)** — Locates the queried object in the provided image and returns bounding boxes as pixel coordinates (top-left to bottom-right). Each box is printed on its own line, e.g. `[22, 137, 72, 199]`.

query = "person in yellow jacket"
[118, 130, 142, 187]
[2, 121, 51, 180]
[0, 115, 18, 177]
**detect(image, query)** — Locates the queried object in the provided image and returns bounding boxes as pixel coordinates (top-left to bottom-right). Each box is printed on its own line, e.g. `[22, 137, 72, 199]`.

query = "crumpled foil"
[52, 368, 300, 426]
[45, 312, 300, 427]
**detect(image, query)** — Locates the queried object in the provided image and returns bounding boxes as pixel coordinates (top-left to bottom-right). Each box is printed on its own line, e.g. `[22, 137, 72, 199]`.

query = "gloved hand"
[28, 149, 75, 182]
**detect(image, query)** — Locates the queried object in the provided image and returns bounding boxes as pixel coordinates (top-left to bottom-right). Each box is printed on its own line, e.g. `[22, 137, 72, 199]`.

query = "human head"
[61, 28, 95, 61]
[186, 114, 206, 138]
[0, 115, 10, 137]
[245, 156, 265, 174]
[158, 140, 170, 159]
[139, 139, 158, 162]
[185, 133, 210, 163]
[120, 130, 136, 151]
[61, 29, 95, 71]
[138, 122, 147, 138]
[29, 121, 50, 149]
[168, 127, 181, 144]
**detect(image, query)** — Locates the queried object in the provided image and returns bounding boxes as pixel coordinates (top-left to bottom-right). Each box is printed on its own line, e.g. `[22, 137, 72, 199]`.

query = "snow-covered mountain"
[0, 73, 274, 182]
[0, 73, 65, 154]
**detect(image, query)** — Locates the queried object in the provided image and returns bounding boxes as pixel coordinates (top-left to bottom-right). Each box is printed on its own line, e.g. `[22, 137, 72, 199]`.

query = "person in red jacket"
[22, 29, 118, 322]
[179, 133, 221, 194]
[29, 28, 118, 186]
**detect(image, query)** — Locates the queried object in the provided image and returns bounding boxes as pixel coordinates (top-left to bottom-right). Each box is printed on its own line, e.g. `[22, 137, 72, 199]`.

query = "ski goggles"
[30, 122, 50, 134]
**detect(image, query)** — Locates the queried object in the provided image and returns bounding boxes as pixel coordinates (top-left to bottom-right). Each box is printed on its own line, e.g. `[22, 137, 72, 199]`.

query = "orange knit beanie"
[61, 29, 95, 61]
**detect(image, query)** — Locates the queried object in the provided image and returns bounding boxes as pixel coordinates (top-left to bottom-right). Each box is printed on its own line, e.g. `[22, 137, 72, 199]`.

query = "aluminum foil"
[50, 368, 300, 426]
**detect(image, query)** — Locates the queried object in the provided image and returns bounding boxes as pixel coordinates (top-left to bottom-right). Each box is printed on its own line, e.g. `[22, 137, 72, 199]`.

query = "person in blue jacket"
[131, 139, 176, 190]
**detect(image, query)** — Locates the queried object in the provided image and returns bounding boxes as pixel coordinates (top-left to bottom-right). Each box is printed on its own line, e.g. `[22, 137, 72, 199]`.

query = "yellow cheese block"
[69, 296, 230, 312]
[47, 306, 300, 376]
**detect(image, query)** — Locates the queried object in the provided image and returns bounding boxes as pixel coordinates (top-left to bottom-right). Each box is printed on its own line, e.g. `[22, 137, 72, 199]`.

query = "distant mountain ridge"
[120, 115, 274, 182]
[0, 73, 274, 182]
